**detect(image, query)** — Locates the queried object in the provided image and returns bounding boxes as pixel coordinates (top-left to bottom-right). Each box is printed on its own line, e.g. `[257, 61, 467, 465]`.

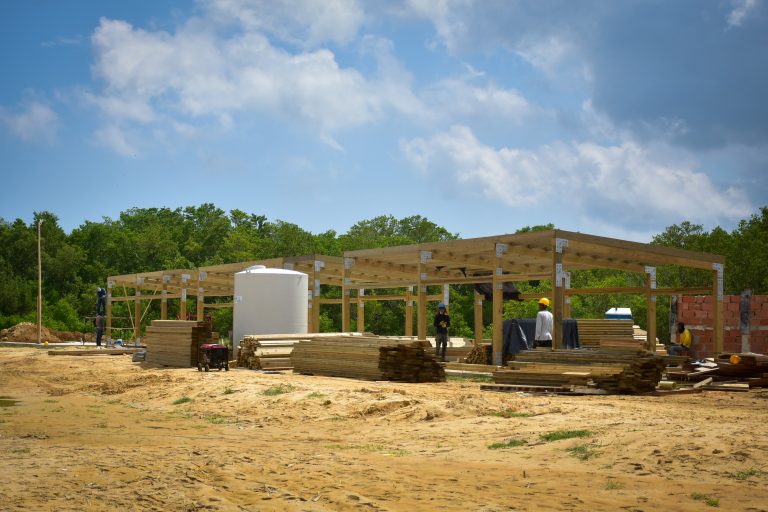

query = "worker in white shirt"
[534, 297, 554, 348]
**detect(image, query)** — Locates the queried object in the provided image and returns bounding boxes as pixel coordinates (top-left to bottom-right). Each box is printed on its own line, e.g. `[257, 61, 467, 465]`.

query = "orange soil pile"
[0, 322, 86, 343]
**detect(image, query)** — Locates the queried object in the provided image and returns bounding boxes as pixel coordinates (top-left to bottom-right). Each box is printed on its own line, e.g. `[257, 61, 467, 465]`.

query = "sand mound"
[0, 322, 86, 343]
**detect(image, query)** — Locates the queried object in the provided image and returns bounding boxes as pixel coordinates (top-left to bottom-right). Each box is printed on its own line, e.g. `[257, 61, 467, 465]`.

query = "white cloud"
[92, 125, 137, 157]
[201, 0, 365, 46]
[422, 77, 532, 122]
[0, 101, 59, 143]
[727, 0, 758, 27]
[88, 17, 424, 153]
[515, 35, 572, 74]
[401, 126, 752, 228]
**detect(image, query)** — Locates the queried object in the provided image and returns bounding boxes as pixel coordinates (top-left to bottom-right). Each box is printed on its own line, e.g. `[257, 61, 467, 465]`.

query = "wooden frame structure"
[341, 229, 724, 364]
[106, 230, 725, 364]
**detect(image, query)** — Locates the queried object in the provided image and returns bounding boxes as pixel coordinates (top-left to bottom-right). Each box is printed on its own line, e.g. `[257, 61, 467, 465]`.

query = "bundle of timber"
[291, 335, 445, 382]
[715, 352, 768, 378]
[577, 319, 634, 349]
[236, 332, 366, 370]
[465, 343, 491, 364]
[493, 349, 666, 393]
[144, 320, 214, 367]
[598, 338, 646, 354]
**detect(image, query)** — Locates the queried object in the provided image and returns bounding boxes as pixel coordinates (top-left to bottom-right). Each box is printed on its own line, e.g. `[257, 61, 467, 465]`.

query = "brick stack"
[677, 294, 768, 356]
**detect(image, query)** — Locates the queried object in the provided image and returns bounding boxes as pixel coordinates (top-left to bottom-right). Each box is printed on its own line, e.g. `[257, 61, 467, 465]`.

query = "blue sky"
[1, 0, 766, 241]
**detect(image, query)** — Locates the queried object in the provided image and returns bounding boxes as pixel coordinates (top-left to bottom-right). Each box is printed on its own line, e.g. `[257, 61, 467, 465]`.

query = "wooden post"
[713, 264, 724, 355]
[474, 290, 483, 344]
[357, 288, 365, 332]
[37, 218, 43, 344]
[134, 289, 141, 344]
[342, 258, 352, 332]
[645, 266, 657, 353]
[563, 271, 571, 319]
[418, 251, 429, 341]
[740, 289, 751, 353]
[669, 295, 678, 343]
[106, 281, 112, 342]
[492, 243, 506, 365]
[405, 286, 413, 337]
[180, 273, 189, 320]
[161, 277, 168, 320]
[311, 261, 323, 333]
[552, 236, 566, 350]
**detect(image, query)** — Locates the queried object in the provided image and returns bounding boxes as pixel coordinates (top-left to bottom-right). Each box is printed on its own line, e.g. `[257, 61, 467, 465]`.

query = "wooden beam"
[492, 243, 504, 365]
[713, 264, 724, 354]
[552, 237, 565, 350]
[342, 258, 351, 332]
[474, 290, 483, 344]
[357, 288, 365, 333]
[405, 286, 413, 337]
[646, 267, 657, 353]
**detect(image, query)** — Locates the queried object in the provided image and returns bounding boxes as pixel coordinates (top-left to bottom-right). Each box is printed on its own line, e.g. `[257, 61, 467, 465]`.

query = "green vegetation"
[306, 391, 326, 399]
[691, 493, 720, 507]
[488, 438, 528, 450]
[540, 430, 593, 442]
[324, 443, 409, 457]
[493, 409, 534, 418]
[724, 468, 768, 480]
[205, 414, 231, 424]
[222, 387, 236, 395]
[1, 206, 766, 341]
[262, 384, 295, 396]
[566, 443, 600, 461]
[173, 396, 193, 405]
[10, 447, 30, 454]
[605, 480, 622, 490]
[446, 374, 493, 383]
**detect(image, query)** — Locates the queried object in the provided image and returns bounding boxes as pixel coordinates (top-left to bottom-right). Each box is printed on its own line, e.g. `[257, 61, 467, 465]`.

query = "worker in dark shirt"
[433, 302, 450, 362]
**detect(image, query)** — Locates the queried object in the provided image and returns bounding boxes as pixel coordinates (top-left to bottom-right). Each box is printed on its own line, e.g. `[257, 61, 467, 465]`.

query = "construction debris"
[291, 336, 445, 382]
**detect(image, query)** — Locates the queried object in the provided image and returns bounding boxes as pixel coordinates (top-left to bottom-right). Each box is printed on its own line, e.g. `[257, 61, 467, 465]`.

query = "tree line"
[1, 204, 765, 342]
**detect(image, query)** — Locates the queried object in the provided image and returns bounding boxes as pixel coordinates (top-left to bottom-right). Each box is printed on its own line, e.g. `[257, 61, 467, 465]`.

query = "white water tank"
[233, 265, 308, 354]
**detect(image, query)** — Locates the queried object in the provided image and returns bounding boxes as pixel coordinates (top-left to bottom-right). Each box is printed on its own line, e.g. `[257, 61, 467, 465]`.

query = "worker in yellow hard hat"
[534, 297, 553, 348]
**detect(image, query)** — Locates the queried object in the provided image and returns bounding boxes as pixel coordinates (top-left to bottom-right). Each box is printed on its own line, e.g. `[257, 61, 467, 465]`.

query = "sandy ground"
[1, 348, 767, 512]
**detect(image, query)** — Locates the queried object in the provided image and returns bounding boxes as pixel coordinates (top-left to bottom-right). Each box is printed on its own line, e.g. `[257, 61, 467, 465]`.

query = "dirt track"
[1, 347, 767, 511]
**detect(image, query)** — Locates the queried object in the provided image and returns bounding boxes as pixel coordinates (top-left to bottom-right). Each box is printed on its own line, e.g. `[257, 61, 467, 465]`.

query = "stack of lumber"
[291, 335, 445, 382]
[577, 319, 634, 348]
[236, 332, 365, 370]
[715, 352, 768, 378]
[465, 343, 491, 364]
[493, 349, 666, 393]
[598, 338, 645, 353]
[144, 320, 214, 367]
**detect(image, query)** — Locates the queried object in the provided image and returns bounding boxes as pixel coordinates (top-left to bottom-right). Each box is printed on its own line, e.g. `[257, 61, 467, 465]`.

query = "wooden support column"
[196, 271, 206, 322]
[563, 272, 572, 319]
[474, 290, 483, 344]
[492, 243, 506, 365]
[106, 281, 113, 342]
[134, 289, 141, 344]
[357, 288, 365, 332]
[160, 276, 168, 320]
[552, 237, 567, 350]
[342, 258, 353, 332]
[405, 286, 414, 337]
[180, 273, 189, 320]
[740, 289, 751, 353]
[311, 261, 324, 333]
[418, 251, 430, 341]
[645, 266, 657, 353]
[713, 263, 724, 354]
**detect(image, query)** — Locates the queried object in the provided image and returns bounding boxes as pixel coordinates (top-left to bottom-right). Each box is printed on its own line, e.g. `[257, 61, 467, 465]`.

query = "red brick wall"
[676, 294, 768, 357]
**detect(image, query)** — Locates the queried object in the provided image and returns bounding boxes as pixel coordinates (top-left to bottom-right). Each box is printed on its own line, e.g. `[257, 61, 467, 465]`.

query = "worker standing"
[534, 298, 554, 348]
[433, 303, 451, 362]
[96, 287, 107, 316]
[94, 314, 105, 348]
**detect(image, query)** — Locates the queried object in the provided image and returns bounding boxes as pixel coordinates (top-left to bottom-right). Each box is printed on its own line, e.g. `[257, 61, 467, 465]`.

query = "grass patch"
[324, 443, 408, 456]
[106, 399, 121, 405]
[446, 374, 493, 383]
[173, 396, 193, 405]
[306, 392, 326, 399]
[692, 493, 720, 507]
[566, 443, 600, 461]
[10, 447, 30, 454]
[329, 415, 347, 422]
[605, 480, 622, 490]
[95, 422, 108, 429]
[725, 468, 768, 481]
[540, 430, 593, 442]
[493, 409, 534, 418]
[43, 399, 58, 404]
[262, 385, 295, 396]
[488, 438, 528, 450]
[222, 387, 237, 395]
[205, 414, 231, 425]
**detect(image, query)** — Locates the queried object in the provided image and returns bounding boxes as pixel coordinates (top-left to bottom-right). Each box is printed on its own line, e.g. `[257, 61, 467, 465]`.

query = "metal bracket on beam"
[136, 276, 145, 286]
[314, 260, 325, 272]
[314, 279, 321, 297]
[419, 251, 432, 264]
[495, 243, 508, 257]
[283, 263, 295, 270]
[344, 257, 355, 270]
[713, 263, 724, 301]
[555, 238, 569, 253]
[198, 271, 207, 281]
[555, 263, 564, 288]
[162, 275, 170, 284]
[420, 272, 428, 281]
[645, 266, 657, 302]
[181, 273, 190, 283]
[107, 280, 114, 289]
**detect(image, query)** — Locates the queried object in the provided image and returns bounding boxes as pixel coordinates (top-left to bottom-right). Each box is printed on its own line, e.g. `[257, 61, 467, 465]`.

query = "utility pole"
[37, 218, 43, 344]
